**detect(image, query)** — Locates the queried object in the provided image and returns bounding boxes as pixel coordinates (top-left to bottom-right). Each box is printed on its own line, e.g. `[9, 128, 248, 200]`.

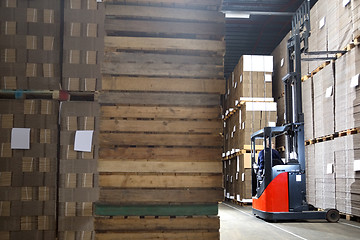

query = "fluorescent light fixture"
[224, 11, 250, 19]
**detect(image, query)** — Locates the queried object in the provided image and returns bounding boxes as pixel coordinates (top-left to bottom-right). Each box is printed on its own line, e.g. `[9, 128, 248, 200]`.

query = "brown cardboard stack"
[313, 63, 335, 137]
[0, 0, 61, 90]
[335, 46, 360, 132]
[62, 0, 104, 91]
[227, 55, 274, 110]
[353, 0, 360, 38]
[223, 55, 276, 202]
[0, 99, 58, 240]
[304, 1, 354, 72]
[58, 101, 99, 240]
[334, 134, 360, 216]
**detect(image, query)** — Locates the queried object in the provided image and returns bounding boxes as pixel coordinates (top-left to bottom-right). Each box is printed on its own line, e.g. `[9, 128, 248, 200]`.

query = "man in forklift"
[257, 139, 283, 175]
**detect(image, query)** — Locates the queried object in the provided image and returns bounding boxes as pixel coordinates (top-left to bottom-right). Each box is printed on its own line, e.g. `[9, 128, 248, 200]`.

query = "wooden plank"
[103, 52, 222, 66]
[99, 133, 222, 147]
[104, 19, 224, 36]
[100, 106, 221, 119]
[95, 204, 218, 216]
[101, 76, 225, 94]
[98, 161, 222, 173]
[104, 36, 225, 54]
[99, 147, 222, 161]
[99, 174, 222, 188]
[95, 216, 219, 230]
[98, 92, 220, 106]
[98, 188, 224, 204]
[95, 232, 219, 240]
[105, 5, 224, 23]
[100, 119, 222, 134]
[101, 62, 223, 78]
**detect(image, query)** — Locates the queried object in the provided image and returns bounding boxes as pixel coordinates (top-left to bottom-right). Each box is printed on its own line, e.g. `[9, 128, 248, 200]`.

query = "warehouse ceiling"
[222, 0, 318, 76]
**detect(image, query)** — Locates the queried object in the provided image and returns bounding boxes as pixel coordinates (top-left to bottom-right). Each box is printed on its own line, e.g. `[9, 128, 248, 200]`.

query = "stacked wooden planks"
[96, 0, 225, 239]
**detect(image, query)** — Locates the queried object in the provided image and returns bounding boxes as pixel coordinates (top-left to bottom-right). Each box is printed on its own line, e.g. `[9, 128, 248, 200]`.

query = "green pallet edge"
[95, 204, 219, 216]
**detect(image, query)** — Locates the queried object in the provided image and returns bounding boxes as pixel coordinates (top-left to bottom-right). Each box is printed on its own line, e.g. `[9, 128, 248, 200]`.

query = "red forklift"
[251, 0, 344, 222]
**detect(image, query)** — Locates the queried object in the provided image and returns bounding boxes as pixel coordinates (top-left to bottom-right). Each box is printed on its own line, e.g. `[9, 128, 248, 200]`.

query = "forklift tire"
[325, 209, 340, 223]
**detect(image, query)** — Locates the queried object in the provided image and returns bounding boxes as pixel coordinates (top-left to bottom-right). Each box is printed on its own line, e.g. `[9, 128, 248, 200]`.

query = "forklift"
[250, 0, 343, 222]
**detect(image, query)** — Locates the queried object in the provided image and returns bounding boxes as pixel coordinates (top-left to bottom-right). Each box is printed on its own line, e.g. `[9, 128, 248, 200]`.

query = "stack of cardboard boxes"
[223, 55, 276, 202]
[62, 0, 104, 91]
[0, 0, 61, 90]
[58, 101, 99, 240]
[0, 99, 58, 240]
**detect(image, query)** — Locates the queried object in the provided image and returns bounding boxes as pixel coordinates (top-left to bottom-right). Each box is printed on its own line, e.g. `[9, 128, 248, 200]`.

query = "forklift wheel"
[326, 209, 340, 223]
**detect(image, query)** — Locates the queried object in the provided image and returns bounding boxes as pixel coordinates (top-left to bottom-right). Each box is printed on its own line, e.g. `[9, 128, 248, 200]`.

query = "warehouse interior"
[1, 0, 360, 239]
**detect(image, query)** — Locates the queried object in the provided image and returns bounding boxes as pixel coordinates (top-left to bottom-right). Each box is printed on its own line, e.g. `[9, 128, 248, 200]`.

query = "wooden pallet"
[311, 61, 331, 77]
[338, 128, 359, 137]
[231, 199, 252, 206]
[354, 35, 360, 46]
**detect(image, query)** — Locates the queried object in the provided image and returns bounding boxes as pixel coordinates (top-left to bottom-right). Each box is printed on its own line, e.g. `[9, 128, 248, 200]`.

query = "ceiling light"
[224, 12, 250, 19]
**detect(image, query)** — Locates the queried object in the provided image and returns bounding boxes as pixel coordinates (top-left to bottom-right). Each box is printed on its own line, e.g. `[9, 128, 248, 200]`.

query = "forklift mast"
[282, 0, 310, 172]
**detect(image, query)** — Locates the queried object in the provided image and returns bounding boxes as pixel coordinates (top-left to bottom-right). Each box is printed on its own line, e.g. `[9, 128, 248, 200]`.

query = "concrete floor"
[220, 202, 360, 240]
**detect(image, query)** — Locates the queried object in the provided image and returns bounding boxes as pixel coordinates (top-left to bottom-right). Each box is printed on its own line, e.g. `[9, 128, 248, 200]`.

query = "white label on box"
[319, 17, 326, 29]
[245, 102, 277, 111]
[96, 0, 102, 2]
[230, 176, 233, 183]
[343, 0, 351, 7]
[280, 58, 284, 67]
[296, 175, 302, 182]
[242, 122, 245, 129]
[226, 192, 230, 198]
[231, 131, 234, 138]
[230, 195, 235, 200]
[239, 110, 242, 124]
[268, 122, 276, 127]
[232, 72, 234, 86]
[354, 160, 360, 171]
[236, 172, 239, 180]
[325, 86, 333, 98]
[234, 81, 237, 89]
[235, 100, 239, 106]
[350, 74, 359, 87]
[237, 156, 240, 172]
[242, 173, 245, 182]
[240, 74, 243, 83]
[11, 128, 30, 149]
[265, 73, 272, 82]
[327, 163, 334, 174]
[233, 126, 236, 132]
[237, 194, 241, 201]
[222, 153, 226, 158]
[74, 130, 94, 152]
[224, 122, 226, 128]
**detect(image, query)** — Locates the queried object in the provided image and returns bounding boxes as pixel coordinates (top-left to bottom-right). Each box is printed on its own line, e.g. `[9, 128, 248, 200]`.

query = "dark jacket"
[258, 148, 282, 170]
